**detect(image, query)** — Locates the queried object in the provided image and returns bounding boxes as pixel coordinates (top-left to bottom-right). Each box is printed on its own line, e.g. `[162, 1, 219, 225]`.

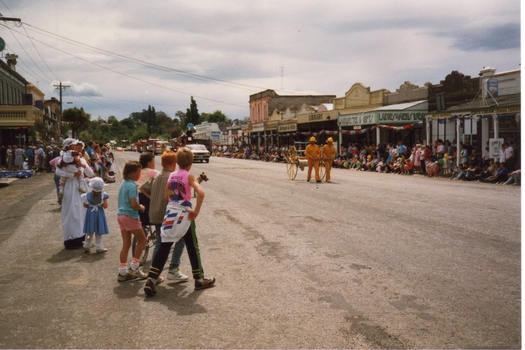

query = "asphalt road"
[0, 152, 520, 349]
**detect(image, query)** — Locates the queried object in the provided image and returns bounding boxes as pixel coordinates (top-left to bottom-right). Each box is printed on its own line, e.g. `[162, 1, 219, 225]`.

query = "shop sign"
[278, 123, 297, 133]
[211, 131, 221, 140]
[338, 113, 376, 126]
[266, 121, 278, 130]
[252, 123, 265, 132]
[377, 111, 426, 124]
[487, 79, 498, 98]
[308, 113, 323, 121]
[489, 138, 504, 159]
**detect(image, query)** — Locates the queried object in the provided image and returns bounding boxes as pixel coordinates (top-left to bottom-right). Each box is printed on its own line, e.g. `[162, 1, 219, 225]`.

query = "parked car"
[185, 144, 210, 163]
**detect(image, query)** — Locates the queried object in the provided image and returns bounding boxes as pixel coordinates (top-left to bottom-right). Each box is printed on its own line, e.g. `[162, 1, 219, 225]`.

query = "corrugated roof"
[375, 100, 428, 111]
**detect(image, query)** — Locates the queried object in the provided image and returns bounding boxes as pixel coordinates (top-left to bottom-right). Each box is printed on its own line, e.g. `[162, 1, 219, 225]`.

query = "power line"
[5, 24, 249, 109]
[22, 22, 268, 93]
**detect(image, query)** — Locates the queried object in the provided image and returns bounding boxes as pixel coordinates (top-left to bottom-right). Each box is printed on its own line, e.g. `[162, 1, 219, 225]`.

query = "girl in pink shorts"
[116, 161, 148, 282]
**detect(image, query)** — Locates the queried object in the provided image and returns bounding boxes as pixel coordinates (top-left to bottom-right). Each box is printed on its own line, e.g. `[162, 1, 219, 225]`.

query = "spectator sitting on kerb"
[480, 162, 509, 184]
[455, 162, 470, 180]
[504, 169, 520, 185]
[476, 159, 496, 181]
[354, 157, 363, 171]
[462, 162, 481, 181]
[333, 155, 344, 168]
[451, 162, 468, 180]
[375, 158, 385, 173]
[403, 158, 414, 175]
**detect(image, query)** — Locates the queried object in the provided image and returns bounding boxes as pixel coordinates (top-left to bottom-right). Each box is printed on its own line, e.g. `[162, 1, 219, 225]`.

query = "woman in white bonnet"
[55, 138, 94, 249]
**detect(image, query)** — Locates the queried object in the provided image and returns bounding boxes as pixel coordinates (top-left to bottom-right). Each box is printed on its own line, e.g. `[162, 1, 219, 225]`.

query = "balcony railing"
[0, 105, 43, 127]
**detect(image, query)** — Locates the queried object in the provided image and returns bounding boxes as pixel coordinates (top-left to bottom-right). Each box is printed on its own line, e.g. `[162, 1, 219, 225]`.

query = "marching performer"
[305, 136, 321, 183]
[321, 137, 336, 183]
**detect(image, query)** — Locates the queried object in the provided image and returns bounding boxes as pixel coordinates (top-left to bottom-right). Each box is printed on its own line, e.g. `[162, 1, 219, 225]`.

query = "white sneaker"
[167, 269, 189, 283]
[128, 267, 148, 280]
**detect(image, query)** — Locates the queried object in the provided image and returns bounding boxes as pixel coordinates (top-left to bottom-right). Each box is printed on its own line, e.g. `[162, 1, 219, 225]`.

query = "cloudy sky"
[0, 0, 520, 122]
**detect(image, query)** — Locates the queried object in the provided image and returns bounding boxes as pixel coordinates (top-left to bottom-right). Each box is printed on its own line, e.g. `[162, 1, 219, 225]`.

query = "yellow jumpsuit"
[321, 143, 336, 182]
[305, 143, 321, 181]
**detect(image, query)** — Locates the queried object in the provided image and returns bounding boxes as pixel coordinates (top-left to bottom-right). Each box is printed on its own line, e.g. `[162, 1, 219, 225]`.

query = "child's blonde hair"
[177, 147, 194, 169]
[122, 160, 141, 180]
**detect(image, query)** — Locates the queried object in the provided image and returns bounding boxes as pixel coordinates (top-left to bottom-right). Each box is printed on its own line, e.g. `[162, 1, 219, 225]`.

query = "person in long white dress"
[55, 139, 94, 249]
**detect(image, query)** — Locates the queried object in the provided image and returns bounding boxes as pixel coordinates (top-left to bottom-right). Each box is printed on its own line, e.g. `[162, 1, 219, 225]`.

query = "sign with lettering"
[338, 113, 376, 126]
[489, 138, 504, 160]
[377, 111, 426, 124]
[278, 123, 297, 133]
[211, 131, 221, 140]
[252, 123, 265, 132]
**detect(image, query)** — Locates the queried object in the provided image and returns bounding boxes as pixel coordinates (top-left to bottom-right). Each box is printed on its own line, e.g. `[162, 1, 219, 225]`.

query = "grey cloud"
[447, 23, 520, 51]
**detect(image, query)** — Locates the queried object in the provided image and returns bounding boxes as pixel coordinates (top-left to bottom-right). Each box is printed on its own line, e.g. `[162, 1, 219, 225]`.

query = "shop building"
[0, 54, 45, 147]
[427, 67, 520, 158]
[248, 89, 335, 149]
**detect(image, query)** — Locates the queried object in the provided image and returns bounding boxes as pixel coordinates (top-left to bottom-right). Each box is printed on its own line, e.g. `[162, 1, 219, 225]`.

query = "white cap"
[62, 138, 78, 148]
[90, 177, 105, 192]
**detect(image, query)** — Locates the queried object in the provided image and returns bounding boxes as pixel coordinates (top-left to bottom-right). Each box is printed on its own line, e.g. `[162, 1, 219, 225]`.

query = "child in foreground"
[117, 160, 149, 282]
[144, 147, 215, 296]
[81, 177, 109, 253]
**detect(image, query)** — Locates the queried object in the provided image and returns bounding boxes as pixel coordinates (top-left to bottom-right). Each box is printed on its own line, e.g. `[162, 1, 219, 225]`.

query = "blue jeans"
[152, 224, 186, 270]
[505, 172, 521, 185]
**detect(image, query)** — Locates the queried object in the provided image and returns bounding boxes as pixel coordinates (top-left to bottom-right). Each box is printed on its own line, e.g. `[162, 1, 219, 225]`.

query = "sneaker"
[156, 276, 165, 285]
[95, 248, 108, 254]
[167, 269, 189, 283]
[195, 277, 216, 290]
[144, 279, 157, 296]
[118, 273, 136, 282]
[128, 267, 148, 280]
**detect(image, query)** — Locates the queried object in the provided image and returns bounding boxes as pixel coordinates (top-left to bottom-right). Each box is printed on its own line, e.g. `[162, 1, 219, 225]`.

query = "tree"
[145, 105, 156, 135]
[62, 107, 90, 138]
[174, 111, 185, 124]
[184, 96, 201, 129]
[156, 111, 175, 138]
[206, 110, 228, 124]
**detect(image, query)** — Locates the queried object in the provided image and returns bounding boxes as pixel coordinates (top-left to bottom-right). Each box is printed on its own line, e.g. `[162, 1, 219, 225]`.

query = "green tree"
[156, 111, 175, 138]
[174, 111, 185, 125]
[147, 106, 157, 135]
[184, 96, 201, 130]
[120, 117, 136, 131]
[62, 107, 90, 138]
[206, 110, 228, 124]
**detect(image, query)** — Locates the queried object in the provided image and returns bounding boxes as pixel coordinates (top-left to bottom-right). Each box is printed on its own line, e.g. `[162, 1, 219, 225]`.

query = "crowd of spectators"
[0, 140, 116, 183]
[211, 139, 521, 186]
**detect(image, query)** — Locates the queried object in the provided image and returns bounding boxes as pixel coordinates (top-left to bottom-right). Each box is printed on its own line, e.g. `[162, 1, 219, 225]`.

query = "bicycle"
[132, 224, 157, 266]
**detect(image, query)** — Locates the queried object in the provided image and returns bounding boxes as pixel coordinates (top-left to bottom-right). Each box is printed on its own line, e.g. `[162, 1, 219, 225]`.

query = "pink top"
[137, 168, 159, 189]
[166, 169, 192, 207]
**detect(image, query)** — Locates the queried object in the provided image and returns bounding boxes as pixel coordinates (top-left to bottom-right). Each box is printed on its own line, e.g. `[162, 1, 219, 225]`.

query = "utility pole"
[54, 82, 69, 138]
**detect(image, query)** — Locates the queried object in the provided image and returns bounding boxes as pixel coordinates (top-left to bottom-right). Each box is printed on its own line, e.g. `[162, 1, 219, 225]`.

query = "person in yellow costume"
[305, 136, 321, 182]
[321, 137, 336, 183]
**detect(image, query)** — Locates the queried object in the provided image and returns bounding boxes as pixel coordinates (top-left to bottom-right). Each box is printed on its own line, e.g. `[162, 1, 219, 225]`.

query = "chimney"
[5, 53, 18, 71]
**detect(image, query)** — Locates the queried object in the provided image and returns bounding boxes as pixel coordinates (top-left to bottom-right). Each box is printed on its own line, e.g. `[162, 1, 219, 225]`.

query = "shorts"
[117, 214, 142, 231]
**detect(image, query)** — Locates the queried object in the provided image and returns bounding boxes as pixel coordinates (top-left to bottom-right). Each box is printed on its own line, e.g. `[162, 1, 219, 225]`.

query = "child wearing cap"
[81, 177, 109, 253]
